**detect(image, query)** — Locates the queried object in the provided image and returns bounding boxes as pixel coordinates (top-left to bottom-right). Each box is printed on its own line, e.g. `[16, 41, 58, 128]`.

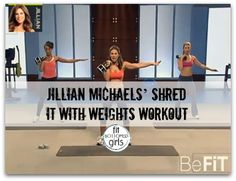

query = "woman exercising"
[35, 41, 87, 122]
[177, 41, 218, 118]
[38, 41, 87, 80]
[97, 45, 161, 145]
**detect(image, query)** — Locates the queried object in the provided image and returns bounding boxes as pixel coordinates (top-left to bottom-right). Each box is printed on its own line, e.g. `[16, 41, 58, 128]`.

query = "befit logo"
[180, 154, 230, 173]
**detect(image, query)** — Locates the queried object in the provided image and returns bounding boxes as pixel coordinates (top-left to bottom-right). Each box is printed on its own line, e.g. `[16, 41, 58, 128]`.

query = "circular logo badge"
[103, 124, 131, 152]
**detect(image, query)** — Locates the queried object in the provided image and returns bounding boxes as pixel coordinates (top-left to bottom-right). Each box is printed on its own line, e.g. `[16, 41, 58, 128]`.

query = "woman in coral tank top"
[96, 45, 161, 145]
[38, 41, 87, 80]
[35, 41, 87, 122]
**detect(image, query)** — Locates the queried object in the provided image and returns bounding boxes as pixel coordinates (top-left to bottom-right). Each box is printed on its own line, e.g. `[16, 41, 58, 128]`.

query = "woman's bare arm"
[178, 57, 183, 71]
[123, 61, 161, 70]
[56, 56, 88, 63]
[38, 61, 44, 72]
[193, 56, 218, 72]
[102, 60, 111, 81]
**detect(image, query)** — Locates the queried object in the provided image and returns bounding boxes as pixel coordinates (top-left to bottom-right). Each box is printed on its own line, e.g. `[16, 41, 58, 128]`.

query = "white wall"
[56, 5, 74, 78]
[139, 5, 156, 78]
[156, 5, 174, 78]
[74, 5, 91, 78]
[206, 8, 231, 79]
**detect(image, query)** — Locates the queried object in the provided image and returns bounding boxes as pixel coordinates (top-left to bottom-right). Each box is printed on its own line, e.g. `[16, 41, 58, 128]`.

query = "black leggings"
[176, 75, 198, 116]
[41, 77, 57, 81]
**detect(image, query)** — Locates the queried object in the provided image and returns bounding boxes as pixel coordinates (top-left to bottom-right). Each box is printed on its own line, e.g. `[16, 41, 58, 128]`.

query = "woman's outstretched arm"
[193, 56, 218, 72]
[56, 56, 88, 63]
[123, 61, 161, 70]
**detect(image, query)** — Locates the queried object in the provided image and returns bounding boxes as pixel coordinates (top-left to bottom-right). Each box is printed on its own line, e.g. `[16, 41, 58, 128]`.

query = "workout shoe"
[96, 136, 104, 146]
[187, 114, 200, 120]
[192, 115, 199, 119]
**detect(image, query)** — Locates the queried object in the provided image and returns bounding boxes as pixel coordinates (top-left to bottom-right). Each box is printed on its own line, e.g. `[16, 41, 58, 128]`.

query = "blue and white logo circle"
[103, 124, 131, 152]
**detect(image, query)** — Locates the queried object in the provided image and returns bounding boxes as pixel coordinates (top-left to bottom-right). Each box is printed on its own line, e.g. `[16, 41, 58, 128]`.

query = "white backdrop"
[206, 8, 231, 78]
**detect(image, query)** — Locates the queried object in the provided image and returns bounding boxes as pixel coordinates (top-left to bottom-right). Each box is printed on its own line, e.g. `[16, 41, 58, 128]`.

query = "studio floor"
[5, 127, 231, 174]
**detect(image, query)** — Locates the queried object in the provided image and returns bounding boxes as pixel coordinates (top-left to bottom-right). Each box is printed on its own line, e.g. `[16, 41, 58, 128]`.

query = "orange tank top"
[110, 69, 124, 80]
[42, 56, 57, 78]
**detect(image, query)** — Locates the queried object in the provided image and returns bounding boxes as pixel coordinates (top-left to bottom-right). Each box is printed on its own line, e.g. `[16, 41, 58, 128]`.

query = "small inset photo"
[7, 4, 42, 32]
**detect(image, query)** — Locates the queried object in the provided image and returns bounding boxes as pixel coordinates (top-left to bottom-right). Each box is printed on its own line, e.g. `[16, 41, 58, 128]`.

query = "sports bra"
[110, 69, 124, 80]
[42, 56, 57, 78]
[182, 56, 194, 67]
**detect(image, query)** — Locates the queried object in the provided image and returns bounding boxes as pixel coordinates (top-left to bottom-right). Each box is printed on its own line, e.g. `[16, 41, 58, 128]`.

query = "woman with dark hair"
[38, 41, 88, 80]
[177, 41, 218, 118]
[8, 4, 35, 32]
[97, 45, 161, 145]
[34, 41, 88, 122]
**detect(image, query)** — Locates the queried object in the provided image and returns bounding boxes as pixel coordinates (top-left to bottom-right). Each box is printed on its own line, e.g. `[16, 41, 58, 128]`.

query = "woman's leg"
[99, 101, 112, 136]
[36, 77, 57, 119]
[36, 80, 48, 117]
[117, 101, 130, 131]
[183, 76, 199, 117]
[36, 93, 45, 116]
[100, 126, 106, 136]
[189, 81, 198, 116]
[175, 75, 184, 117]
